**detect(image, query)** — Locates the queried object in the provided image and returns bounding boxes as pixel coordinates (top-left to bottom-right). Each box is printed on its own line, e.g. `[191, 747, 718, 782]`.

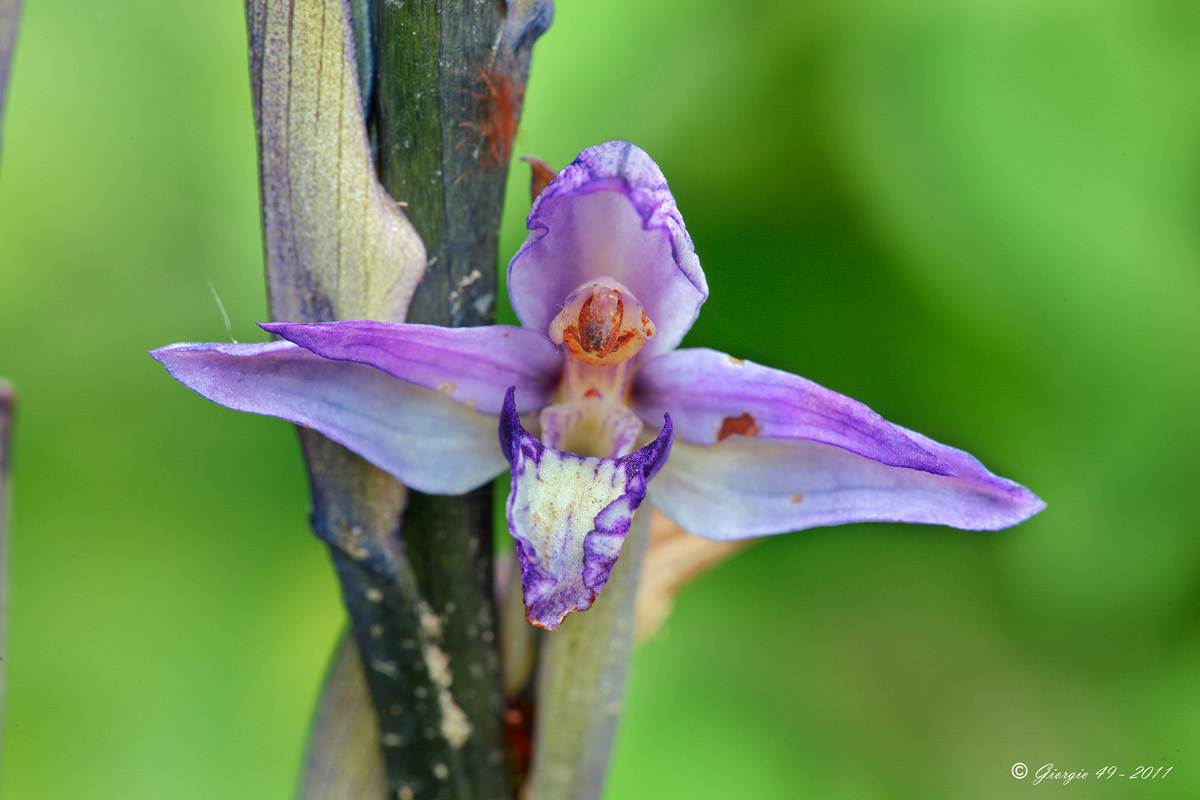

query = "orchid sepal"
[507, 140, 708, 362]
[632, 347, 956, 475]
[150, 340, 506, 494]
[650, 429, 1045, 541]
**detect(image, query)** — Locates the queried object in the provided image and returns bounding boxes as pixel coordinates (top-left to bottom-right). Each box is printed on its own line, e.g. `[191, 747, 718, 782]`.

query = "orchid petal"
[151, 341, 506, 494]
[649, 433, 1044, 540]
[507, 141, 707, 359]
[500, 388, 673, 630]
[632, 348, 954, 475]
[260, 320, 561, 414]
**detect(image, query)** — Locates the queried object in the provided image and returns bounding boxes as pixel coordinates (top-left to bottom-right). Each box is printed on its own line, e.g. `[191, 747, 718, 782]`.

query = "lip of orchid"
[501, 386, 673, 630]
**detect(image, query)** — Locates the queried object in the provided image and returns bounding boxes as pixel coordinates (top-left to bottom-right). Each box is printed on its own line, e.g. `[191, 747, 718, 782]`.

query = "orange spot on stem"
[457, 67, 523, 172]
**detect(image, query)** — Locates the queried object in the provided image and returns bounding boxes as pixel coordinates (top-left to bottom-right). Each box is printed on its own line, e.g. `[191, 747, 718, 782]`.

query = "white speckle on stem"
[418, 602, 443, 638]
[371, 660, 400, 678]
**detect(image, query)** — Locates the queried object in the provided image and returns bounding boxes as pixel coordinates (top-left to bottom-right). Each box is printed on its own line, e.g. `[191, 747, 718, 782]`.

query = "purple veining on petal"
[152, 340, 508, 494]
[507, 141, 708, 359]
[261, 320, 561, 414]
[649, 433, 1044, 541]
[500, 388, 672, 629]
[632, 347, 955, 476]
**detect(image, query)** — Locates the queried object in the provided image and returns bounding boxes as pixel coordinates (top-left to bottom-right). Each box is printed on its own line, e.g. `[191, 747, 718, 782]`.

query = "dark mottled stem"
[299, 433, 506, 800]
[371, 0, 549, 327]
[286, 354, 511, 794]
[362, 1, 547, 797]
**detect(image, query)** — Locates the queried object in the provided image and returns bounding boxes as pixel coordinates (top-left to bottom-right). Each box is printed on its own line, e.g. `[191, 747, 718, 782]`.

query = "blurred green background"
[2, 1, 1198, 798]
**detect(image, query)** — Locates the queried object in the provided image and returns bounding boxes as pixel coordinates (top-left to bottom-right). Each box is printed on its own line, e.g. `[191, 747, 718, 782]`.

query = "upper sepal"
[507, 141, 707, 360]
[500, 388, 672, 629]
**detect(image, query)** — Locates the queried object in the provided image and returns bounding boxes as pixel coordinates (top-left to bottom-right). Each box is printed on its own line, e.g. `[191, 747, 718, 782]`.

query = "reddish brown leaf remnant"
[477, 67, 522, 168]
[504, 695, 535, 786]
[523, 155, 557, 201]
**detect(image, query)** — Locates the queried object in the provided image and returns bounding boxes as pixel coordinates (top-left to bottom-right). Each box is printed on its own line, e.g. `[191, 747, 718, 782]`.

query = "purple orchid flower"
[152, 141, 1044, 630]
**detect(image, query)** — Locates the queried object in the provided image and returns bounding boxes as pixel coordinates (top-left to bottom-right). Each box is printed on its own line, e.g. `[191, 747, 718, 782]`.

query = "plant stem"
[300, 432, 511, 800]
[361, 1, 548, 795]
[247, 0, 548, 793]
[525, 510, 651, 800]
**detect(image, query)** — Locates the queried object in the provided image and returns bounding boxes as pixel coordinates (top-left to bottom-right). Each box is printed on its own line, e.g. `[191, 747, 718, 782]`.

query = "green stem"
[246, 0, 548, 793]
[525, 509, 651, 800]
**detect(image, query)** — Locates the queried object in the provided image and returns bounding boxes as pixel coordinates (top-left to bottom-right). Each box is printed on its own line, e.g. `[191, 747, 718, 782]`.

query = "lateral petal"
[632, 348, 953, 475]
[649, 434, 1044, 540]
[261, 320, 562, 414]
[500, 388, 673, 629]
[151, 340, 506, 494]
